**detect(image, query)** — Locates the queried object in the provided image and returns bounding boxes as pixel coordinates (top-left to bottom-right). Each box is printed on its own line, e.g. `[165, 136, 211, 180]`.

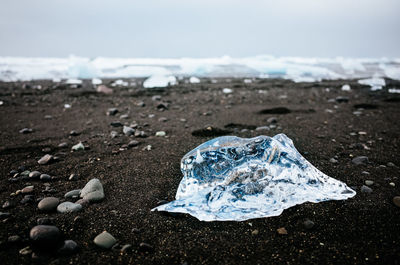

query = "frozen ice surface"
[358, 77, 386, 91]
[153, 134, 356, 221]
[143, 75, 177, 88]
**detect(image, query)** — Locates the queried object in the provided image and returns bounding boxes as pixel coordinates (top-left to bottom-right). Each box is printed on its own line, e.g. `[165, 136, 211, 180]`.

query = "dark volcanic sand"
[0, 78, 399, 264]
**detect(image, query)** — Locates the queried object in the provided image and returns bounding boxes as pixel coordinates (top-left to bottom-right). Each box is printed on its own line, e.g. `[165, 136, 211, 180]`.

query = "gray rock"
[57, 202, 82, 213]
[123, 126, 135, 136]
[255, 126, 270, 131]
[80, 178, 104, 202]
[267, 117, 277, 124]
[128, 140, 139, 147]
[58, 142, 68, 148]
[139, 242, 154, 252]
[93, 231, 117, 249]
[352, 156, 369, 165]
[65, 189, 82, 199]
[107, 108, 119, 116]
[303, 219, 315, 229]
[29, 225, 61, 247]
[71, 142, 85, 151]
[69, 174, 78, 181]
[121, 244, 132, 253]
[387, 162, 396, 167]
[40, 174, 51, 181]
[58, 240, 79, 255]
[38, 154, 53, 165]
[8, 235, 21, 243]
[120, 114, 129, 119]
[393, 196, 400, 208]
[29, 171, 41, 179]
[365, 180, 374, 186]
[361, 185, 373, 193]
[329, 158, 338, 164]
[110, 131, 119, 138]
[21, 186, 34, 194]
[19, 128, 33, 134]
[110, 121, 123, 127]
[38, 197, 60, 212]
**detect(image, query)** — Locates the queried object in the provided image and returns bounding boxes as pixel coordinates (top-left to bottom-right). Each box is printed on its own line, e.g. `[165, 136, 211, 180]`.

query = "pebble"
[65, 189, 81, 199]
[69, 174, 78, 181]
[255, 126, 270, 131]
[303, 219, 315, 229]
[40, 174, 51, 181]
[29, 171, 41, 179]
[38, 154, 53, 165]
[30, 225, 61, 247]
[2, 201, 15, 209]
[158, 117, 168, 122]
[110, 121, 123, 127]
[128, 140, 139, 147]
[123, 126, 135, 136]
[361, 185, 373, 193]
[329, 158, 338, 164]
[121, 244, 132, 253]
[110, 131, 119, 138]
[352, 156, 369, 165]
[20, 195, 34, 204]
[8, 235, 21, 243]
[71, 142, 85, 151]
[19, 246, 32, 255]
[389, 182, 395, 187]
[38, 197, 60, 212]
[365, 180, 374, 186]
[387, 162, 396, 167]
[120, 114, 129, 119]
[107, 108, 118, 116]
[21, 186, 34, 194]
[135, 130, 147, 138]
[80, 178, 105, 202]
[93, 231, 117, 249]
[393, 196, 400, 208]
[57, 202, 82, 213]
[19, 128, 33, 134]
[97, 85, 113, 94]
[58, 142, 68, 148]
[335, 96, 349, 103]
[70, 130, 80, 136]
[251, 229, 259, 235]
[155, 131, 166, 137]
[277, 227, 288, 235]
[58, 240, 79, 255]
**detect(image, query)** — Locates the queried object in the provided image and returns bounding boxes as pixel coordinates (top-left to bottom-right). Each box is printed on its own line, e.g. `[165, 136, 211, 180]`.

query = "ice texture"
[153, 134, 356, 221]
[143, 75, 177, 88]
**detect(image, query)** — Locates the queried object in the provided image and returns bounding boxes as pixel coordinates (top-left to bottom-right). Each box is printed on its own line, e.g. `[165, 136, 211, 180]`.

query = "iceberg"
[153, 134, 356, 221]
[358, 77, 386, 91]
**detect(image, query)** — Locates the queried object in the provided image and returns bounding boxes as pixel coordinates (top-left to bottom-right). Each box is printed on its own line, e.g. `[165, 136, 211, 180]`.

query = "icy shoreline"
[1, 55, 399, 84]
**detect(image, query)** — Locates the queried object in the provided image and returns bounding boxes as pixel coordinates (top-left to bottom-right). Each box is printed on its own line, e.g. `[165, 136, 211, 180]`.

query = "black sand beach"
[0, 78, 399, 264]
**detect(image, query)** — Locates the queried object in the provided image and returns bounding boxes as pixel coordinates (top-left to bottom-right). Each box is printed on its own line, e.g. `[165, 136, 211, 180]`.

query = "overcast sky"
[0, 0, 399, 58]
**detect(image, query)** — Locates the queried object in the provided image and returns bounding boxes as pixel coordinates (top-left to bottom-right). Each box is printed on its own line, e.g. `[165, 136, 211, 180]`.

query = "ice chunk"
[66, 79, 82, 85]
[358, 77, 385, 91]
[389, 88, 400, 94]
[222, 88, 233, 94]
[189, 76, 200, 84]
[341, 84, 351, 91]
[153, 134, 356, 221]
[143, 75, 177, 88]
[92, 78, 102, 85]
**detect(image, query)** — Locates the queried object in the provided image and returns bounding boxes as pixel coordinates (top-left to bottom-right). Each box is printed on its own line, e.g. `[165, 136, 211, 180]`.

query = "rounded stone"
[29, 171, 41, 179]
[21, 186, 34, 194]
[365, 180, 374, 186]
[29, 225, 61, 247]
[40, 174, 51, 181]
[80, 178, 104, 202]
[57, 202, 82, 213]
[64, 189, 81, 199]
[57, 240, 79, 255]
[93, 231, 117, 249]
[303, 219, 315, 229]
[38, 197, 59, 212]
[393, 196, 400, 208]
[361, 185, 373, 193]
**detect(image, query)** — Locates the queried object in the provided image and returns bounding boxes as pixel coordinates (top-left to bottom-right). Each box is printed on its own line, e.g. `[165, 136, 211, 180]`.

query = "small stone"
[267, 117, 277, 124]
[134, 130, 147, 138]
[387, 162, 396, 167]
[365, 180, 374, 186]
[389, 182, 395, 187]
[19, 128, 33, 134]
[29, 171, 41, 179]
[361, 185, 373, 193]
[71, 142, 85, 151]
[20, 170, 30, 176]
[335, 96, 349, 103]
[120, 114, 129, 119]
[110, 131, 119, 138]
[80, 178, 105, 202]
[142, 145, 152, 151]
[303, 219, 315, 229]
[107, 108, 119, 116]
[30, 225, 61, 247]
[68, 174, 78, 181]
[38, 154, 53, 165]
[19, 246, 32, 255]
[352, 156, 369, 165]
[93, 231, 117, 249]
[158, 117, 168, 122]
[139, 242, 154, 252]
[329, 158, 338, 164]
[70, 130, 80, 136]
[157, 102, 169, 110]
[152, 95, 162, 101]
[251, 229, 259, 235]
[21, 186, 34, 194]
[393, 196, 400, 208]
[110, 121, 123, 127]
[255, 126, 270, 131]
[123, 126, 135, 136]
[277, 227, 287, 235]
[57, 202, 82, 213]
[58, 240, 79, 255]
[65, 189, 81, 199]
[38, 197, 59, 212]
[40, 174, 51, 181]
[96, 85, 113, 94]
[128, 140, 139, 147]
[20, 195, 34, 204]
[361, 171, 370, 175]
[8, 235, 21, 243]
[58, 142, 68, 148]
[155, 131, 166, 137]
[2, 201, 15, 209]
[222, 88, 233, 94]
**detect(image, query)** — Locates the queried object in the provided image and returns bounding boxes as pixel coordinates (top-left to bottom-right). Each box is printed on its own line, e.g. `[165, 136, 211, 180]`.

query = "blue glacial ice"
[153, 134, 356, 221]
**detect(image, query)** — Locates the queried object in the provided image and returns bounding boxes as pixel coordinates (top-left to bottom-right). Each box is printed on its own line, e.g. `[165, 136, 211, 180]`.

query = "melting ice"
[153, 134, 356, 221]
